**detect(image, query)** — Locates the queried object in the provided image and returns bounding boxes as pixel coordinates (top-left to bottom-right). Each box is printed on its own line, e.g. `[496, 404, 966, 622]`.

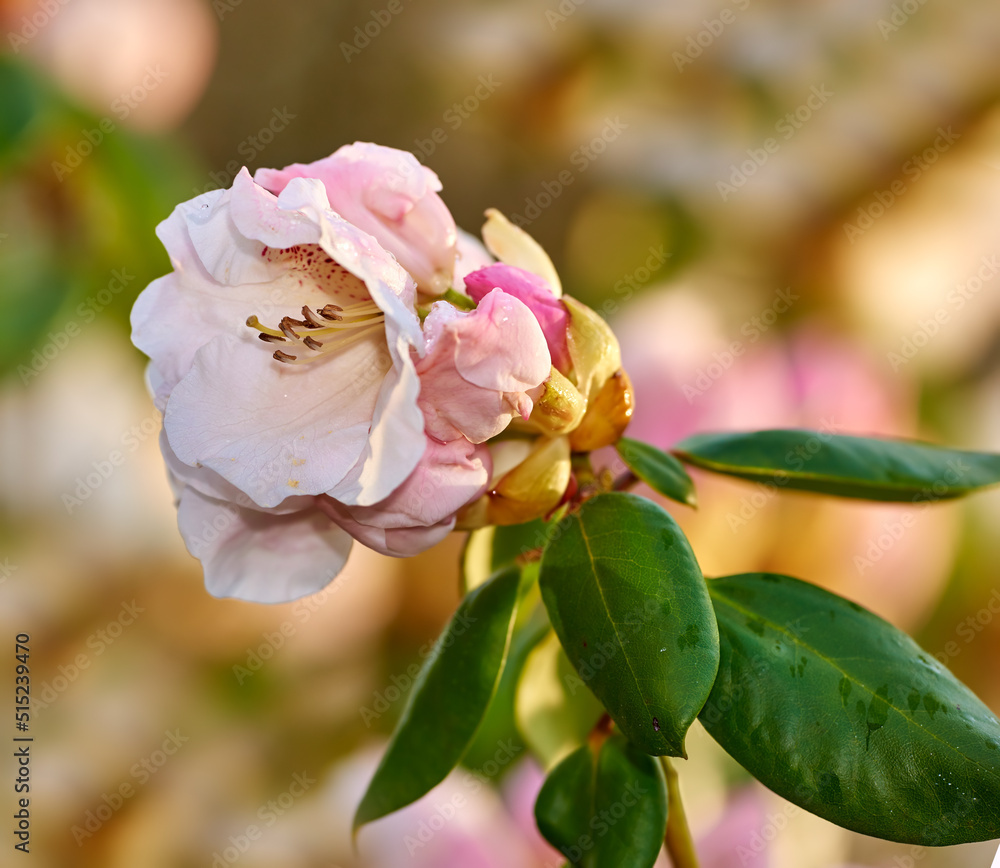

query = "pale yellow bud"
[563, 296, 622, 403]
[481, 209, 562, 296]
[529, 367, 588, 436]
[456, 436, 572, 528]
[568, 368, 634, 451]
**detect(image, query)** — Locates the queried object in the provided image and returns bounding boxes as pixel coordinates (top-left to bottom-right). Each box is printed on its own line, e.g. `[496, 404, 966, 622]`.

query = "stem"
[610, 469, 638, 492]
[661, 757, 700, 868]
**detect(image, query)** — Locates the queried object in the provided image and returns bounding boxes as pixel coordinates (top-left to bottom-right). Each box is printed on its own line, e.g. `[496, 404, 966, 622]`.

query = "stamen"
[338, 299, 382, 313]
[246, 315, 284, 338]
[265, 324, 383, 364]
[301, 306, 326, 328]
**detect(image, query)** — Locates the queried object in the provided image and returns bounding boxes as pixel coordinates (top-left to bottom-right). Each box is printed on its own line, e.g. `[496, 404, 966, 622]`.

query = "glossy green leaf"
[462, 518, 550, 593]
[616, 437, 697, 507]
[354, 566, 523, 832]
[674, 429, 1000, 502]
[515, 630, 605, 770]
[535, 734, 667, 868]
[700, 573, 1000, 845]
[539, 493, 719, 756]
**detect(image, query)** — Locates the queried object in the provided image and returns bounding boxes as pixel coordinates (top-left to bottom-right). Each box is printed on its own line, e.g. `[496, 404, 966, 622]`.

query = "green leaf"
[515, 630, 605, 770]
[462, 518, 549, 593]
[616, 437, 697, 507]
[539, 493, 719, 756]
[674, 429, 1000, 502]
[701, 573, 1000, 845]
[354, 566, 523, 832]
[535, 734, 667, 868]
[0, 58, 40, 159]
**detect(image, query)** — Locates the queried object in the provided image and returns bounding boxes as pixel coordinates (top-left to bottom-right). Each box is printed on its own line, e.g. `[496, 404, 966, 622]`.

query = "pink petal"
[317, 437, 491, 556]
[256, 142, 458, 295]
[176, 487, 352, 603]
[464, 264, 570, 372]
[415, 290, 551, 443]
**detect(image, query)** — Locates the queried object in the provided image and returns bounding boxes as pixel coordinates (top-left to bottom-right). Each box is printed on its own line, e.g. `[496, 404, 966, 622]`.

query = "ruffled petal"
[464, 264, 571, 372]
[416, 290, 551, 443]
[256, 142, 458, 296]
[177, 487, 352, 603]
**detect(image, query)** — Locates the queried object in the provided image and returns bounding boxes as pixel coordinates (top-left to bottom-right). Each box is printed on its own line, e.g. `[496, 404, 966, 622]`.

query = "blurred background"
[2, 0, 1000, 865]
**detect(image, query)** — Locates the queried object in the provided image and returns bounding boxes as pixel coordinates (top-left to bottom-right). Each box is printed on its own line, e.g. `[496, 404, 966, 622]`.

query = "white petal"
[160, 429, 314, 515]
[327, 330, 425, 507]
[164, 332, 389, 508]
[177, 488, 352, 603]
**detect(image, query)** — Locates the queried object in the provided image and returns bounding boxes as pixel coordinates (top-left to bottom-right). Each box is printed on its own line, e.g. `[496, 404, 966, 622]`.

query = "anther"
[279, 318, 300, 340]
[303, 336, 324, 351]
[273, 350, 298, 363]
[301, 306, 326, 328]
[258, 333, 286, 343]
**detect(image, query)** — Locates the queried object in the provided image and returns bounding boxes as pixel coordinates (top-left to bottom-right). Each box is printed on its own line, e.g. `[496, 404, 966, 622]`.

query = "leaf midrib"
[576, 517, 654, 738]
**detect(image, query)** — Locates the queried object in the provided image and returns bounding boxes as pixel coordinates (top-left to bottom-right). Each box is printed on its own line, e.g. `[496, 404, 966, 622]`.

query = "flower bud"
[457, 436, 572, 528]
[529, 367, 587, 436]
[568, 368, 635, 451]
[481, 209, 562, 296]
[563, 296, 622, 403]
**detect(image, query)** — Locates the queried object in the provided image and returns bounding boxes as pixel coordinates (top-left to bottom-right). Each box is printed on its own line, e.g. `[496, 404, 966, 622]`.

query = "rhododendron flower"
[132, 150, 552, 603]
